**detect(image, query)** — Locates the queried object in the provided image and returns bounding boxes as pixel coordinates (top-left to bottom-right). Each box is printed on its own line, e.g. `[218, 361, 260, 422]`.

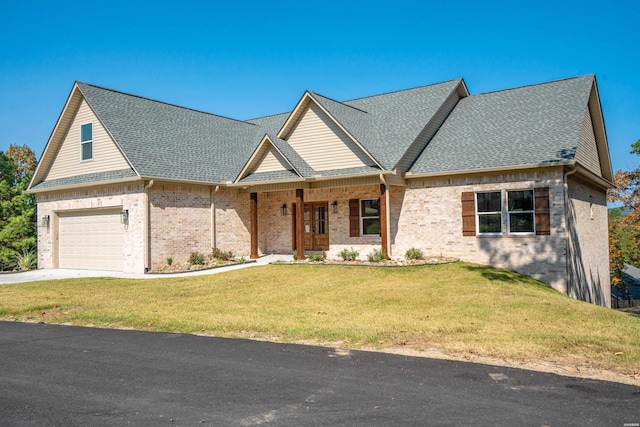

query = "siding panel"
[575, 109, 601, 176]
[46, 99, 130, 180]
[287, 103, 375, 171]
[254, 147, 290, 173]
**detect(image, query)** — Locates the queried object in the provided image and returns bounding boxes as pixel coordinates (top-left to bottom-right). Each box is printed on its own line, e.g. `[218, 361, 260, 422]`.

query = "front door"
[303, 202, 329, 251]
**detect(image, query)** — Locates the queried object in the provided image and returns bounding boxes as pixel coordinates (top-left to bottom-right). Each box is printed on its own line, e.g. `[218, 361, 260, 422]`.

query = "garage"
[57, 209, 124, 271]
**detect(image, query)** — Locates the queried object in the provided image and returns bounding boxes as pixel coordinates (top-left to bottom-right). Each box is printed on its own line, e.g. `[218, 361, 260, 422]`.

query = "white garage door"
[58, 209, 124, 271]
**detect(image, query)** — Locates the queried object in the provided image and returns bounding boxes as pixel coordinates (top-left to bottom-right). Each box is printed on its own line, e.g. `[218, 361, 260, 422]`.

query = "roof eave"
[26, 176, 145, 194]
[405, 161, 574, 179]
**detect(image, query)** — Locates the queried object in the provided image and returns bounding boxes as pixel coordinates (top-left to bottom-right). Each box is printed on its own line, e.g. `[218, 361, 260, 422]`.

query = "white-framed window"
[476, 191, 502, 235]
[360, 199, 380, 236]
[507, 190, 535, 234]
[81, 122, 93, 161]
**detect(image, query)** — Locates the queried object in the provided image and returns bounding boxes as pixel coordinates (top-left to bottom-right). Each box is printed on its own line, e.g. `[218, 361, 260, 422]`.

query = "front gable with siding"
[28, 75, 614, 307]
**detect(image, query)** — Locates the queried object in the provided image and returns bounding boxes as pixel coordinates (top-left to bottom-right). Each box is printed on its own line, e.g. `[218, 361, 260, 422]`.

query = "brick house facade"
[28, 75, 613, 306]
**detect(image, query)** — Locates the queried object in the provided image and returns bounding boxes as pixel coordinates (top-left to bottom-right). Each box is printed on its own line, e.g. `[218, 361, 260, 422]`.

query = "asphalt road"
[0, 322, 638, 426]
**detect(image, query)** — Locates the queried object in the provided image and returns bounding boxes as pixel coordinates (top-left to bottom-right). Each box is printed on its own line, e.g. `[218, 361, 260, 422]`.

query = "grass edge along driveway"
[1, 262, 638, 383]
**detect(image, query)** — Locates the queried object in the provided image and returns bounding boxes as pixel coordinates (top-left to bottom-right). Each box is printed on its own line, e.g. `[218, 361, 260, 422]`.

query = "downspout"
[211, 186, 220, 250]
[563, 166, 577, 294]
[144, 180, 154, 272]
[380, 174, 392, 257]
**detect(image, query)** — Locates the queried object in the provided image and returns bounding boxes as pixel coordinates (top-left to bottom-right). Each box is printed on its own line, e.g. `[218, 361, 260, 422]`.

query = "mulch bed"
[272, 256, 458, 267]
[149, 259, 252, 274]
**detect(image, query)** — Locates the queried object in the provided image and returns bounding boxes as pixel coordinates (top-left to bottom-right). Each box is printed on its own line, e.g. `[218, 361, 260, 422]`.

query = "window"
[476, 192, 502, 235]
[81, 123, 93, 161]
[507, 190, 534, 234]
[360, 199, 380, 236]
[462, 188, 550, 237]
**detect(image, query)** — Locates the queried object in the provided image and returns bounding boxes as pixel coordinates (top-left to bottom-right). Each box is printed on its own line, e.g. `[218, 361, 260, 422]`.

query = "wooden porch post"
[380, 183, 390, 259]
[295, 189, 305, 260]
[250, 192, 258, 259]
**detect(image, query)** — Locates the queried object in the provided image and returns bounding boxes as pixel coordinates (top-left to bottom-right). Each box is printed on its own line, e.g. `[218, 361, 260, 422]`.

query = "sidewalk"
[0, 254, 294, 285]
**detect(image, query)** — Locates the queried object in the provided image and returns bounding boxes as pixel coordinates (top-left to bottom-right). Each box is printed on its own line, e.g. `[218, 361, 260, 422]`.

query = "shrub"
[339, 247, 359, 261]
[292, 250, 298, 261]
[405, 247, 425, 260]
[367, 248, 386, 263]
[211, 248, 234, 261]
[189, 252, 205, 265]
[166, 257, 173, 266]
[308, 252, 326, 262]
[16, 248, 37, 271]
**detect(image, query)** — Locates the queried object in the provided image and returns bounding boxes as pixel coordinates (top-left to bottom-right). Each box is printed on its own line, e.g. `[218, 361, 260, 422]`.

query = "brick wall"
[393, 169, 569, 292]
[566, 176, 611, 307]
[148, 183, 212, 269]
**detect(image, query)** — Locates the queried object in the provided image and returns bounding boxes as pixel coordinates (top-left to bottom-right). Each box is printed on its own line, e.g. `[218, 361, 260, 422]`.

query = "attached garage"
[57, 209, 124, 271]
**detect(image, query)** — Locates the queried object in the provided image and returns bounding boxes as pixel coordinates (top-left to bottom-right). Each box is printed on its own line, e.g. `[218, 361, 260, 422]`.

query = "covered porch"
[239, 176, 396, 261]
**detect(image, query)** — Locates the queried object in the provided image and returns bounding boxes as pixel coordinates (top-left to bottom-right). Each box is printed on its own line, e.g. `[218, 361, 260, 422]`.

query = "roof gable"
[29, 83, 136, 191]
[236, 135, 303, 183]
[280, 95, 379, 171]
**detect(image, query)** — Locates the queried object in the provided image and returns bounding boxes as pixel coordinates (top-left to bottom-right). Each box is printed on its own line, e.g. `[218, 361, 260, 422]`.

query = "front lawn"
[1, 262, 638, 379]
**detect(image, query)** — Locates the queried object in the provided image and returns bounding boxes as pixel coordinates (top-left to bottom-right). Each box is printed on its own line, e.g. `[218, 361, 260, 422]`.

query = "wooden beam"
[250, 192, 258, 259]
[380, 183, 390, 259]
[295, 189, 305, 260]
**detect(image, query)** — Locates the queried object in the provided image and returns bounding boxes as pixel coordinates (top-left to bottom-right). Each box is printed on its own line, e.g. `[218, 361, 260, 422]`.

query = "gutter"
[144, 180, 154, 271]
[26, 176, 144, 194]
[563, 165, 578, 294]
[404, 162, 573, 179]
[380, 173, 392, 257]
[211, 186, 220, 250]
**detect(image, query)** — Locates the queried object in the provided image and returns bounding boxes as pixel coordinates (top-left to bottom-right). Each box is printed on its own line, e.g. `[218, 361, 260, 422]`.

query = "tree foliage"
[0, 144, 37, 271]
[607, 140, 640, 285]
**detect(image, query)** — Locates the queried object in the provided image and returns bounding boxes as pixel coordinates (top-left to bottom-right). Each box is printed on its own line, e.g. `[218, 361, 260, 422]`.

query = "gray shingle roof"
[342, 80, 464, 168]
[239, 170, 302, 183]
[409, 75, 594, 175]
[63, 76, 596, 188]
[30, 168, 138, 190]
[78, 83, 264, 183]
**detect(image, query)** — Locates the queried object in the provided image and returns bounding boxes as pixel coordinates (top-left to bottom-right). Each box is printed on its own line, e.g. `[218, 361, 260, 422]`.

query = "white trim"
[80, 121, 93, 162]
[475, 191, 503, 236]
[506, 189, 535, 236]
[360, 198, 380, 237]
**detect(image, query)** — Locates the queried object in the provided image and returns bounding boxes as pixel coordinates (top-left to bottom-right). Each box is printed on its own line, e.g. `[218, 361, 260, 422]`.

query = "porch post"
[380, 183, 390, 259]
[295, 188, 305, 260]
[250, 192, 258, 259]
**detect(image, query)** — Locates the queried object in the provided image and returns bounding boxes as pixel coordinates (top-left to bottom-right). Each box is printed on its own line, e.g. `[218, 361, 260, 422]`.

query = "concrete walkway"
[0, 254, 294, 285]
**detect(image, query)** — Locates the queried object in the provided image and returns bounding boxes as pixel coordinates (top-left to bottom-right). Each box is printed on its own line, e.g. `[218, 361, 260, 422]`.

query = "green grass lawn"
[1, 262, 638, 377]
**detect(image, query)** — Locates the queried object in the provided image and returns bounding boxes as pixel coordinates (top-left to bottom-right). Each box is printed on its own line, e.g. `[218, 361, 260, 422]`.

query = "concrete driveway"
[0, 254, 292, 285]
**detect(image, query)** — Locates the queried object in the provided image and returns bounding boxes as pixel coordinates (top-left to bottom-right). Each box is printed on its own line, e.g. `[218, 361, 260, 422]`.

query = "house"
[27, 75, 614, 306]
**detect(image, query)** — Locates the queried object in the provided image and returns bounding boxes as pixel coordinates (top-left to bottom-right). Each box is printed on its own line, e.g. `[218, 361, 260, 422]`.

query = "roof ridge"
[76, 81, 258, 127]
[309, 92, 369, 114]
[342, 78, 463, 103]
[470, 74, 594, 98]
[246, 111, 290, 121]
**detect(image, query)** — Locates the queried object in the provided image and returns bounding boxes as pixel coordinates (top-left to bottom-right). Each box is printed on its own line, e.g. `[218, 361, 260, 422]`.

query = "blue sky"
[1, 0, 638, 174]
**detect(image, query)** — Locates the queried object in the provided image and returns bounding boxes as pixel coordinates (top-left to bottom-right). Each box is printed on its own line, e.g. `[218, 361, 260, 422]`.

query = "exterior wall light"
[121, 209, 129, 224]
[41, 215, 50, 229]
[281, 204, 288, 216]
[332, 201, 338, 214]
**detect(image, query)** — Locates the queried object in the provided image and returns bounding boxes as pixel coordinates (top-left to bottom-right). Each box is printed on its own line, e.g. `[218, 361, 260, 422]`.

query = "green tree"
[608, 140, 640, 285]
[0, 145, 37, 271]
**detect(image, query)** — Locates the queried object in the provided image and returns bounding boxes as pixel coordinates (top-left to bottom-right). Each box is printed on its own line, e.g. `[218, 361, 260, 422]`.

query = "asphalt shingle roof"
[30, 168, 138, 191]
[64, 76, 596, 188]
[78, 83, 264, 183]
[409, 75, 594, 175]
